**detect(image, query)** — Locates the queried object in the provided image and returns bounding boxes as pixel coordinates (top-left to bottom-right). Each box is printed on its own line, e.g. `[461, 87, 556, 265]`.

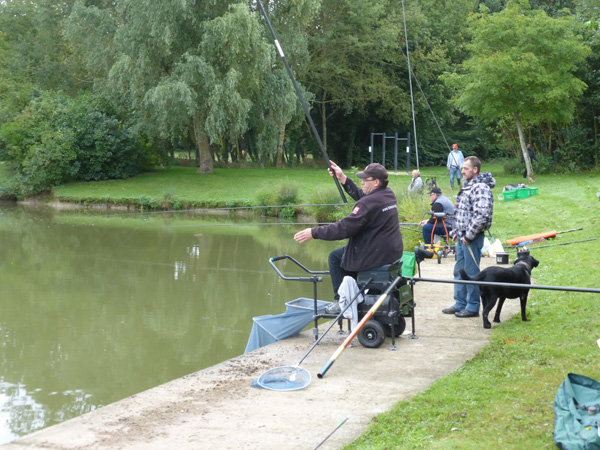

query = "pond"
[0, 203, 339, 444]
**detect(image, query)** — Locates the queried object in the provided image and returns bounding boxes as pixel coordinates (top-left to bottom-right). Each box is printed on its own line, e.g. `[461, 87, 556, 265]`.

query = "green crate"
[529, 187, 539, 195]
[502, 190, 517, 201]
[516, 188, 530, 199]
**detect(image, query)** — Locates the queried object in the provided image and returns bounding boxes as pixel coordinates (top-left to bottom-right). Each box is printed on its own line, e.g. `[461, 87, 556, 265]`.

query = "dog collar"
[516, 260, 532, 272]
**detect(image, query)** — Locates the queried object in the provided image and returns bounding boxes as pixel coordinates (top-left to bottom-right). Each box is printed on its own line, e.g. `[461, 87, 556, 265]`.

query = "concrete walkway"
[3, 257, 517, 450]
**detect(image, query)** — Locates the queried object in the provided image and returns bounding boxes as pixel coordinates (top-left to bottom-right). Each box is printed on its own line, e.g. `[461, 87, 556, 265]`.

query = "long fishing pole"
[318, 275, 404, 378]
[314, 416, 350, 449]
[507, 238, 598, 251]
[411, 277, 600, 294]
[401, 0, 419, 169]
[297, 278, 372, 366]
[255, 0, 347, 203]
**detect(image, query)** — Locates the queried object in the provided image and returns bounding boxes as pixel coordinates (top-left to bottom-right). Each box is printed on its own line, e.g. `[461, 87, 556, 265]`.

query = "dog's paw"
[483, 322, 492, 329]
[493, 318, 501, 323]
[523, 318, 530, 322]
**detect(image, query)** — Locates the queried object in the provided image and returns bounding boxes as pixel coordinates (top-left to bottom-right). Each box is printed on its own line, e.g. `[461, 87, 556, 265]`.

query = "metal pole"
[382, 132, 386, 166]
[411, 277, 600, 294]
[256, 0, 347, 203]
[370, 133, 374, 164]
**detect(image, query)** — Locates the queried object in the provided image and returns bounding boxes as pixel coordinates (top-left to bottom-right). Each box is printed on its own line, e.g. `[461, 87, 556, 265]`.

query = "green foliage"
[450, 0, 589, 126]
[255, 182, 301, 217]
[396, 192, 429, 251]
[307, 189, 348, 222]
[500, 153, 555, 176]
[0, 92, 146, 195]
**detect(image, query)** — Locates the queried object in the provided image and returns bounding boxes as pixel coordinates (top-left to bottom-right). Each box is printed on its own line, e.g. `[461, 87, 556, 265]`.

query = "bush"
[0, 91, 147, 196]
[307, 189, 347, 222]
[396, 192, 429, 251]
[255, 183, 300, 217]
[499, 153, 554, 177]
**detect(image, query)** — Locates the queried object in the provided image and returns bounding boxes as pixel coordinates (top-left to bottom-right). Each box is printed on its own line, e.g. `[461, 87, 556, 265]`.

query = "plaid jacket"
[452, 172, 495, 242]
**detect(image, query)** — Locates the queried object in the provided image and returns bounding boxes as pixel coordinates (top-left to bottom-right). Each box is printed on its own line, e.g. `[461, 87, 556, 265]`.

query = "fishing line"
[397, 45, 452, 153]
[255, 0, 347, 203]
[98, 203, 352, 218]
[401, 0, 419, 168]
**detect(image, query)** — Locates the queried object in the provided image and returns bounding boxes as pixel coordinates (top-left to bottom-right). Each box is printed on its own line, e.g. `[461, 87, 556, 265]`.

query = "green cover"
[401, 251, 416, 277]
[554, 373, 600, 449]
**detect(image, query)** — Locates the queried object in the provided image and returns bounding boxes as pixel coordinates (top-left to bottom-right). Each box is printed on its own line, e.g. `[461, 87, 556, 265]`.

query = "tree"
[449, 0, 589, 181]
[302, 0, 407, 160]
[0, 92, 145, 195]
[66, 2, 276, 174]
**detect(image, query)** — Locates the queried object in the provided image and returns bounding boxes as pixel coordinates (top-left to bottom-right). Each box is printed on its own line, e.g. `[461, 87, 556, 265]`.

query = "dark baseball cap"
[429, 187, 442, 195]
[356, 163, 388, 180]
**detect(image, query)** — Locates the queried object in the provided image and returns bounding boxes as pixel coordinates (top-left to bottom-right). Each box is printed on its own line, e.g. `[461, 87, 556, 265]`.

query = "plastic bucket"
[516, 188, 530, 199]
[502, 190, 517, 201]
[496, 252, 509, 264]
[529, 187, 539, 196]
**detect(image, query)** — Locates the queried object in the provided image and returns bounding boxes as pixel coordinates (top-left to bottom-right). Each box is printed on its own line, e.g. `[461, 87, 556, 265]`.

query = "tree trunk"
[275, 123, 286, 168]
[514, 111, 534, 183]
[192, 115, 213, 174]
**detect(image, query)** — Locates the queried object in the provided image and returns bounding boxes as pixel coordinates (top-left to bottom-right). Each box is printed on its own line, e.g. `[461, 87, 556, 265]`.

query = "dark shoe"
[325, 302, 341, 314]
[455, 309, 479, 318]
[442, 306, 460, 314]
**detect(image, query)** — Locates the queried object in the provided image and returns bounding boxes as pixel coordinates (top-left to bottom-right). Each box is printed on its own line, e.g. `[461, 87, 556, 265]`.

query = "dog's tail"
[460, 269, 484, 281]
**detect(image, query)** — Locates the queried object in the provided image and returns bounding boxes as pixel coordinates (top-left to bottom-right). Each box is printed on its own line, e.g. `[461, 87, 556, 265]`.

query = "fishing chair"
[429, 211, 451, 246]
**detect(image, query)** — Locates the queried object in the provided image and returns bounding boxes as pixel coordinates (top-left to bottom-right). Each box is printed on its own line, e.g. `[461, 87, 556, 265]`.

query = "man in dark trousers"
[294, 161, 404, 312]
[523, 143, 538, 179]
[419, 186, 454, 244]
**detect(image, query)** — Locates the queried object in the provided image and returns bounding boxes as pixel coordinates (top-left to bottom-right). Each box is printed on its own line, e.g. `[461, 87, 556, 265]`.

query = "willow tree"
[449, 0, 589, 181]
[66, 1, 275, 173]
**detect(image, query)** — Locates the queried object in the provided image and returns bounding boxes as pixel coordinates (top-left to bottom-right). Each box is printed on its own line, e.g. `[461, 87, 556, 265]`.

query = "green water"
[0, 203, 337, 443]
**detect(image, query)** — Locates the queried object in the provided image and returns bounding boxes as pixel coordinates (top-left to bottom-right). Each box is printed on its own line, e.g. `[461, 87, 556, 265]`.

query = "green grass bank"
[3, 163, 600, 448]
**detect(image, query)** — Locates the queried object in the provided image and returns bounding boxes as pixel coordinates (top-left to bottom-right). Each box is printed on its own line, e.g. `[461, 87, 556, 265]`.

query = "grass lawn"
[4, 162, 600, 448]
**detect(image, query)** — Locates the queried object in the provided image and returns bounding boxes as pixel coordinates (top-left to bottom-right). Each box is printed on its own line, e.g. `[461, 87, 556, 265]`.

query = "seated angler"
[419, 187, 454, 245]
[293, 161, 404, 313]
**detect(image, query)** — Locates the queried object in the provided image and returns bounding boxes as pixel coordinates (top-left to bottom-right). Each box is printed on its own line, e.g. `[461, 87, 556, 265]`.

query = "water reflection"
[0, 203, 337, 443]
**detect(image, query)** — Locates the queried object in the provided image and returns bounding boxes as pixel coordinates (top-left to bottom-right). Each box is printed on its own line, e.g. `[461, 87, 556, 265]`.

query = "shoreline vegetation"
[2, 163, 600, 448]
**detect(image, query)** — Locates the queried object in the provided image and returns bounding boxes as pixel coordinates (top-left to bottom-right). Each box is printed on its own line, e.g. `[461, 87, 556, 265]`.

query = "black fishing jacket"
[311, 178, 404, 272]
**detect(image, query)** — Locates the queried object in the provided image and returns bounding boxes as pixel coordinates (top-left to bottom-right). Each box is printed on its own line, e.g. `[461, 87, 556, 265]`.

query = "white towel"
[338, 276, 364, 330]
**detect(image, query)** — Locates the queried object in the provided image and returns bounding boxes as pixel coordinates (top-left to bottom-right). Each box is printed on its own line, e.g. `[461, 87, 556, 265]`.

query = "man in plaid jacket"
[442, 156, 495, 318]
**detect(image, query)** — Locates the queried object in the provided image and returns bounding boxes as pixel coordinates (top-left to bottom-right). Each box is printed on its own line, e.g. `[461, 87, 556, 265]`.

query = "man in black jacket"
[294, 162, 404, 310]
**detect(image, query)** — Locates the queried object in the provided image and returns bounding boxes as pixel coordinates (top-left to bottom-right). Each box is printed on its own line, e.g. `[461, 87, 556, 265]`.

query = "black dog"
[425, 177, 437, 193]
[460, 254, 540, 329]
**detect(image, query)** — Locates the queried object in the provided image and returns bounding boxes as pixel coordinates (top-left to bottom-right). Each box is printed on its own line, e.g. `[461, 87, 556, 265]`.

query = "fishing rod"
[401, 0, 419, 168]
[318, 275, 404, 378]
[507, 238, 597, 251]
[397, 45, 452, 153]
[255, 0, 347, 204]
[411, 277, 600, 294]
[314, 416, 350, 449]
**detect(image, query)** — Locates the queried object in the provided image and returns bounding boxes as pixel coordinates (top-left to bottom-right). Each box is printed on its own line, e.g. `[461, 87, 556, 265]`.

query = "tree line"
[0, 0, 598, 196]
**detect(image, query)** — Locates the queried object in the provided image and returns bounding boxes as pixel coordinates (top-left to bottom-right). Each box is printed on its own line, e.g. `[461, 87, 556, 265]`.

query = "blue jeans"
[449, 167, 462, 189]
[422, 222, 451, 244]
[328, 247, 357, 300]
[452, 233, 484, 313]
